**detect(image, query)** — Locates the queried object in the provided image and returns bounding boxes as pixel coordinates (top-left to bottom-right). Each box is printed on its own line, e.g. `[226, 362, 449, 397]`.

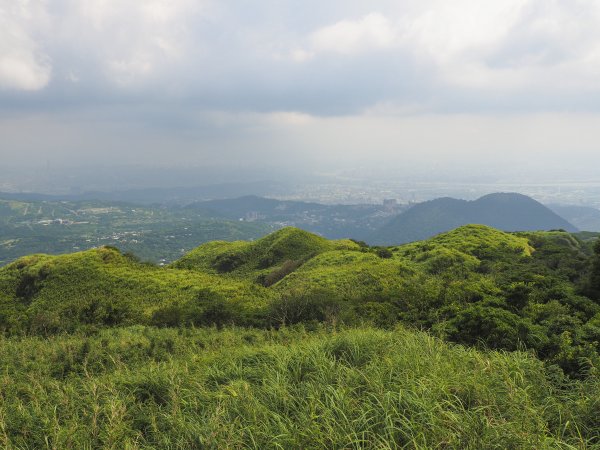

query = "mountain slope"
[549, 204, 600, 231]
[370, 193, 578, 245]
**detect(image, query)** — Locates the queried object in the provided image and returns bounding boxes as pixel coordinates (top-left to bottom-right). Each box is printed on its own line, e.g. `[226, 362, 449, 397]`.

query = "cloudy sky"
[2, 0, 600, 180]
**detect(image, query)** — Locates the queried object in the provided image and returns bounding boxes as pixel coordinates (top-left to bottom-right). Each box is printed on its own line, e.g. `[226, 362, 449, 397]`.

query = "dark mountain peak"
[475, 192, 538, 204]
[371, 193, 578, 245]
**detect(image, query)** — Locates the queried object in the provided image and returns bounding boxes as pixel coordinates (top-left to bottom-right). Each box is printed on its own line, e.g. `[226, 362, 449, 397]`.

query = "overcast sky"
[2, 0, 600, 180]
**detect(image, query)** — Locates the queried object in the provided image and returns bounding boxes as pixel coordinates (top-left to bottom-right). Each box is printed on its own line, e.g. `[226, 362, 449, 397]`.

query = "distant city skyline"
[1, 163, 600, 211]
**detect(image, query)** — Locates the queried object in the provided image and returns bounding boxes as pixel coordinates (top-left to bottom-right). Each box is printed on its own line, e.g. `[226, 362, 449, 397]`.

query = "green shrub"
[375, 247, 393, 259]
[445, 304, 549, 351]
[214, 252, 247, 273]
[268, 287, 344, 326]
[588, 239, 600, 300]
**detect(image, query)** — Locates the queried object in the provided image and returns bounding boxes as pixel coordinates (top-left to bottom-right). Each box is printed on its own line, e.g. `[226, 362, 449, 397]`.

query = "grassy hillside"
[275, 249, 413, 299]
[1, 325, 599, 449]
[1, 225, 599, 376]
[1, 225, 600, 447]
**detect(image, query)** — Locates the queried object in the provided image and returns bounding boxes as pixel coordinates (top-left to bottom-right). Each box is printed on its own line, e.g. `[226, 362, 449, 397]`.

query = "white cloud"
[294, 1, 600, 94]
[1, 0, 599, 183]
[0, 2, 51, 90]
[268, 111, 314, 126]
[289, 49, 314, 63]
[70, 0, 208, 86]
[400, 0, 600, 91]
[402, 0, 526, 63]
[309, 12, 397, 55]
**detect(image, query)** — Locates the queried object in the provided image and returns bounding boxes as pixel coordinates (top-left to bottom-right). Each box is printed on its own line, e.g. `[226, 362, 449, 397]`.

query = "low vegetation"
[1, 225, 600, 447]
[1, 326, 599, 449]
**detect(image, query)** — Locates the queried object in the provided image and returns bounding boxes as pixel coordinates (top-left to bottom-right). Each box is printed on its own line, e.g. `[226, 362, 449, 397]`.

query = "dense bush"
[151, 289, 237, 328]
[588, 239, 600, 300]
[214, 252, 247, 273]
[268, 287, 344, 326]
[375, 247, 393, 258]
[445, 304, 549, 351]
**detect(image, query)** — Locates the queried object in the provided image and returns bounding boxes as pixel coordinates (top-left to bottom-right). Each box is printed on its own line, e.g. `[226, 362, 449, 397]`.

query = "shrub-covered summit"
[0, 246, 273, 334]
[172, 226, 358, 277]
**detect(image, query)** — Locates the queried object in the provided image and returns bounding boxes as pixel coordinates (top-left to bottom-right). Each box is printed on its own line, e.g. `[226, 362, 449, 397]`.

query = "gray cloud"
[2, 0, 600, 113]
[1, 0, 600, 180]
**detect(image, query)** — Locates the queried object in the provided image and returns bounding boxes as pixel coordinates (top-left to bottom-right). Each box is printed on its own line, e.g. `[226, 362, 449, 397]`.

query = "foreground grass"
[0, 326, 599, 449]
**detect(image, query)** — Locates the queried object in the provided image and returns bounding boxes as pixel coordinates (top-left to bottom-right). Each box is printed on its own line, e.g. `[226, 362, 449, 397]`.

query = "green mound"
[0, 247, 273, 334]
[275, 250, 415, 298]
[0, 326, 597, 449]
[398, 224, 534, 260]
[173, 227, 359, 279]
[273, 226, 533, 305]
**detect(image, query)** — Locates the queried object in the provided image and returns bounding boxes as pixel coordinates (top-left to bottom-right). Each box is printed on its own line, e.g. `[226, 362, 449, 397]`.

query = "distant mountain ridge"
[370, 193, 578, 245]
[0, 181, 289, 205]
[186, 195, 404, 239]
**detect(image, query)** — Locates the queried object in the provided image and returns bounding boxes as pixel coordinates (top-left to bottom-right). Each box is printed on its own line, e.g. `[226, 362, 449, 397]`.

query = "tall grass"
[0, 325, 598, 449]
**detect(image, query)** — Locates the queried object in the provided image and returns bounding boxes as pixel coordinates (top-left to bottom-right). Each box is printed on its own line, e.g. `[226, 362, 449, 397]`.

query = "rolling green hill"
[173, 227, 359, 278]
[1, 224, 598, 376]
[1, 224, 600, 447]
[0, 246, 275, 334]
